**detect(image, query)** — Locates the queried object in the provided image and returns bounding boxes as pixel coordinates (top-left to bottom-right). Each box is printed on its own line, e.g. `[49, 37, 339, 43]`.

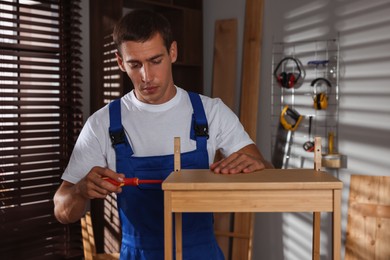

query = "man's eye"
[152, 59, 162, 64]
[130, 62, 141, 69]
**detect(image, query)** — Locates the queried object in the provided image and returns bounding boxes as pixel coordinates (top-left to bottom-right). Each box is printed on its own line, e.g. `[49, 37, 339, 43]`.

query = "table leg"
[164, 191, 173, 260]
[175, 213, 183, 260]
[333, 189, 341, 260]
[312, 212, 321, 260]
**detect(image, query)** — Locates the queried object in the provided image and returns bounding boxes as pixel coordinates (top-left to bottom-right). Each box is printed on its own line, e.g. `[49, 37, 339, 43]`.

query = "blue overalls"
[109, 92, 224, 260]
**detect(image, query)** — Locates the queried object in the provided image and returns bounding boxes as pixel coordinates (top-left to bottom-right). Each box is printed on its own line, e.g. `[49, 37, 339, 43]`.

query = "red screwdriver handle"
[102, 177, 126, 187]
[103, 177, 162, 187]
[123, 178, 139, 186]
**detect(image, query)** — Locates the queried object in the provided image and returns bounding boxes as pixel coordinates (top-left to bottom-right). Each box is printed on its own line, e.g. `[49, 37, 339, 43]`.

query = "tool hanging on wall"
[303, 116, 315, 152]
[273, 57, 303, 89]
[280, 105, 303, 131]
[328, 131, 334, 154]
[272, 105, 303, 169]
[307, 59, 329, 67]
[311, 77, 332, 110]
[320, 131, 348, 169]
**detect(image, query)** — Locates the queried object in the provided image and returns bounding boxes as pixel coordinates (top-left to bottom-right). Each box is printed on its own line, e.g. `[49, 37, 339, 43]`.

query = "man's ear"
[115, 52, 126, 72]
[169, 41, 177, 63]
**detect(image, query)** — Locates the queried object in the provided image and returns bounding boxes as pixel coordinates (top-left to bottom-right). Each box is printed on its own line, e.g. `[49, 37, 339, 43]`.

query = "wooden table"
[162, 169, 343, 260]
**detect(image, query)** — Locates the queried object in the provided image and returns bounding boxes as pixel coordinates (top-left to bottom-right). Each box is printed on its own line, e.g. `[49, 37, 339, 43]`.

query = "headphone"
[311, 77, 331, 110]
[273, 57, 302, 89]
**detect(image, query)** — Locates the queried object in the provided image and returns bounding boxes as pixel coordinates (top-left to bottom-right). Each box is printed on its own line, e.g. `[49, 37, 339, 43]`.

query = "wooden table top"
[162, 169, 343, 191]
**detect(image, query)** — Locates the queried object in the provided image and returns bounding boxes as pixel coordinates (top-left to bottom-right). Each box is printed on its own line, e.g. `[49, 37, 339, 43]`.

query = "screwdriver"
[103, 177, 163, 187]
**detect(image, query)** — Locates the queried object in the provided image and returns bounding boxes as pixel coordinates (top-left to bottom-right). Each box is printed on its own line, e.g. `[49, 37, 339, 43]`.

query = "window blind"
[101, 32, 122, 253]
[0, 0, 83, 259]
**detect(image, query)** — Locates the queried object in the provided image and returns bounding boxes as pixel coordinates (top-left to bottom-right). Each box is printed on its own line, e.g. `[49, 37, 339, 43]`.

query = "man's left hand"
[210, 144, 273, 174]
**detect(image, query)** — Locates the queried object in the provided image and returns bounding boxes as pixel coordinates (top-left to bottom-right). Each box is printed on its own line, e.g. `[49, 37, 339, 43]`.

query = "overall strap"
[108, 99, 134, 167]
[188, 92, 209, 151]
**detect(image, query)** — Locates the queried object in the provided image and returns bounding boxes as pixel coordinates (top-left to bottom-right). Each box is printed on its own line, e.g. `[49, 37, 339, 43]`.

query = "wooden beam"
[233, 0, 264, 259]
[211, 18, 238, 259]
[239, 0, 264, 141]
[212, 19, 238, 109]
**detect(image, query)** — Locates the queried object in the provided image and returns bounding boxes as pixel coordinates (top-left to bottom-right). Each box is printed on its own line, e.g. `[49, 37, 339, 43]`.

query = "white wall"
[203, 0, 390, 259]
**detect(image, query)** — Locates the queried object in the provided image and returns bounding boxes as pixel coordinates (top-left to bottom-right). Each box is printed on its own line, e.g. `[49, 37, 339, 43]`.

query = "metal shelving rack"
[271, 38, 341, 171]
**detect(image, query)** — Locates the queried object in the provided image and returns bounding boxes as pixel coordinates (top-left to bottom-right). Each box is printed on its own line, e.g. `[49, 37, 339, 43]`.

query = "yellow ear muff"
[310, 78, 331, 110]
[314, 93, 328, 110]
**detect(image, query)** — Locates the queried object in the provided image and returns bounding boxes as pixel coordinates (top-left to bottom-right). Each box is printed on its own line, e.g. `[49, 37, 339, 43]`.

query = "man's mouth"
[142, 86, 158, 94]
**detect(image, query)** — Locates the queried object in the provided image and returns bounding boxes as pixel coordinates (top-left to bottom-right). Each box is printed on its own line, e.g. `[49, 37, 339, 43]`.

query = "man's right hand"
[53, 167, 124, 224]
[77, 166, 124, 199]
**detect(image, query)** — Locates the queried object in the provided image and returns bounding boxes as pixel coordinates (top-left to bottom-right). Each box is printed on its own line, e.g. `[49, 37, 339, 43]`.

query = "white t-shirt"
[62, 87, 253, 184]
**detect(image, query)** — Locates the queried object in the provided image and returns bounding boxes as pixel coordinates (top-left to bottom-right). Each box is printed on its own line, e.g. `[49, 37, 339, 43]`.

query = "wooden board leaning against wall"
[211, 0, 264, 258]
[236, 0, 264, 259]
[211, 18, 239, 260]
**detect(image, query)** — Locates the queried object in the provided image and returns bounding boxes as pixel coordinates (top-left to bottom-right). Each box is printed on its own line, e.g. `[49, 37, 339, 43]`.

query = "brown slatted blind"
[102, 33, 122, 103]
[0, 0, 83, 259]
[102, 32, 121, 253]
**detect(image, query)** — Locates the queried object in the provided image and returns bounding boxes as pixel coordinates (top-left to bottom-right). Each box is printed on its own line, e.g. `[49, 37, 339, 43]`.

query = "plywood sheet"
[345, 175, 390, 260]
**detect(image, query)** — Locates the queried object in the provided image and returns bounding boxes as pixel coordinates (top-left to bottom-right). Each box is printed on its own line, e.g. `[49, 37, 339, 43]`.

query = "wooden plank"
[236, 0, 264, 256]
[211, 18, 238, 260]
[351, 203, 390, 218]
[212, 19, 238, 109]
[239, 0, 264, 141]
[162, 169, 343, 190]
[345, 175, 390, 260]
[169, 190, 334, 213]
[211, 1, 265, 258]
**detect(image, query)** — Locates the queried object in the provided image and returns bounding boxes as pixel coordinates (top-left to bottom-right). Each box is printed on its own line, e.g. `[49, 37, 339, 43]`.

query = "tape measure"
[280, 105, 303, 131]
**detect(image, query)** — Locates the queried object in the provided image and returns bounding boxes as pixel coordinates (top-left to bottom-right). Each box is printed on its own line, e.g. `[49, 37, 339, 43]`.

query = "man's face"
[116, 33, 177, 104]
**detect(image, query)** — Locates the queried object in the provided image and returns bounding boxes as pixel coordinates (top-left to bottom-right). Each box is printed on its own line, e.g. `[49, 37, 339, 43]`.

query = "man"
[54, 9, 272, 260]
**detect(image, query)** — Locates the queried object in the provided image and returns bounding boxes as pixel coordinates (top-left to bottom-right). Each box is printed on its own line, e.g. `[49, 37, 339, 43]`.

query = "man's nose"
[141, 64, 152, 83]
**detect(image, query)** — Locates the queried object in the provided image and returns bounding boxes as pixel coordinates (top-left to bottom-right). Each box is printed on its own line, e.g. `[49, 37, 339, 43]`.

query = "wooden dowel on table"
[174, 137, 181, 172]
[313, 137, 322, 260]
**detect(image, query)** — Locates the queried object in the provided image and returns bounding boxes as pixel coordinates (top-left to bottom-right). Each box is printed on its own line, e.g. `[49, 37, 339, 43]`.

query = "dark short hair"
[113, 9, 173, 54]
